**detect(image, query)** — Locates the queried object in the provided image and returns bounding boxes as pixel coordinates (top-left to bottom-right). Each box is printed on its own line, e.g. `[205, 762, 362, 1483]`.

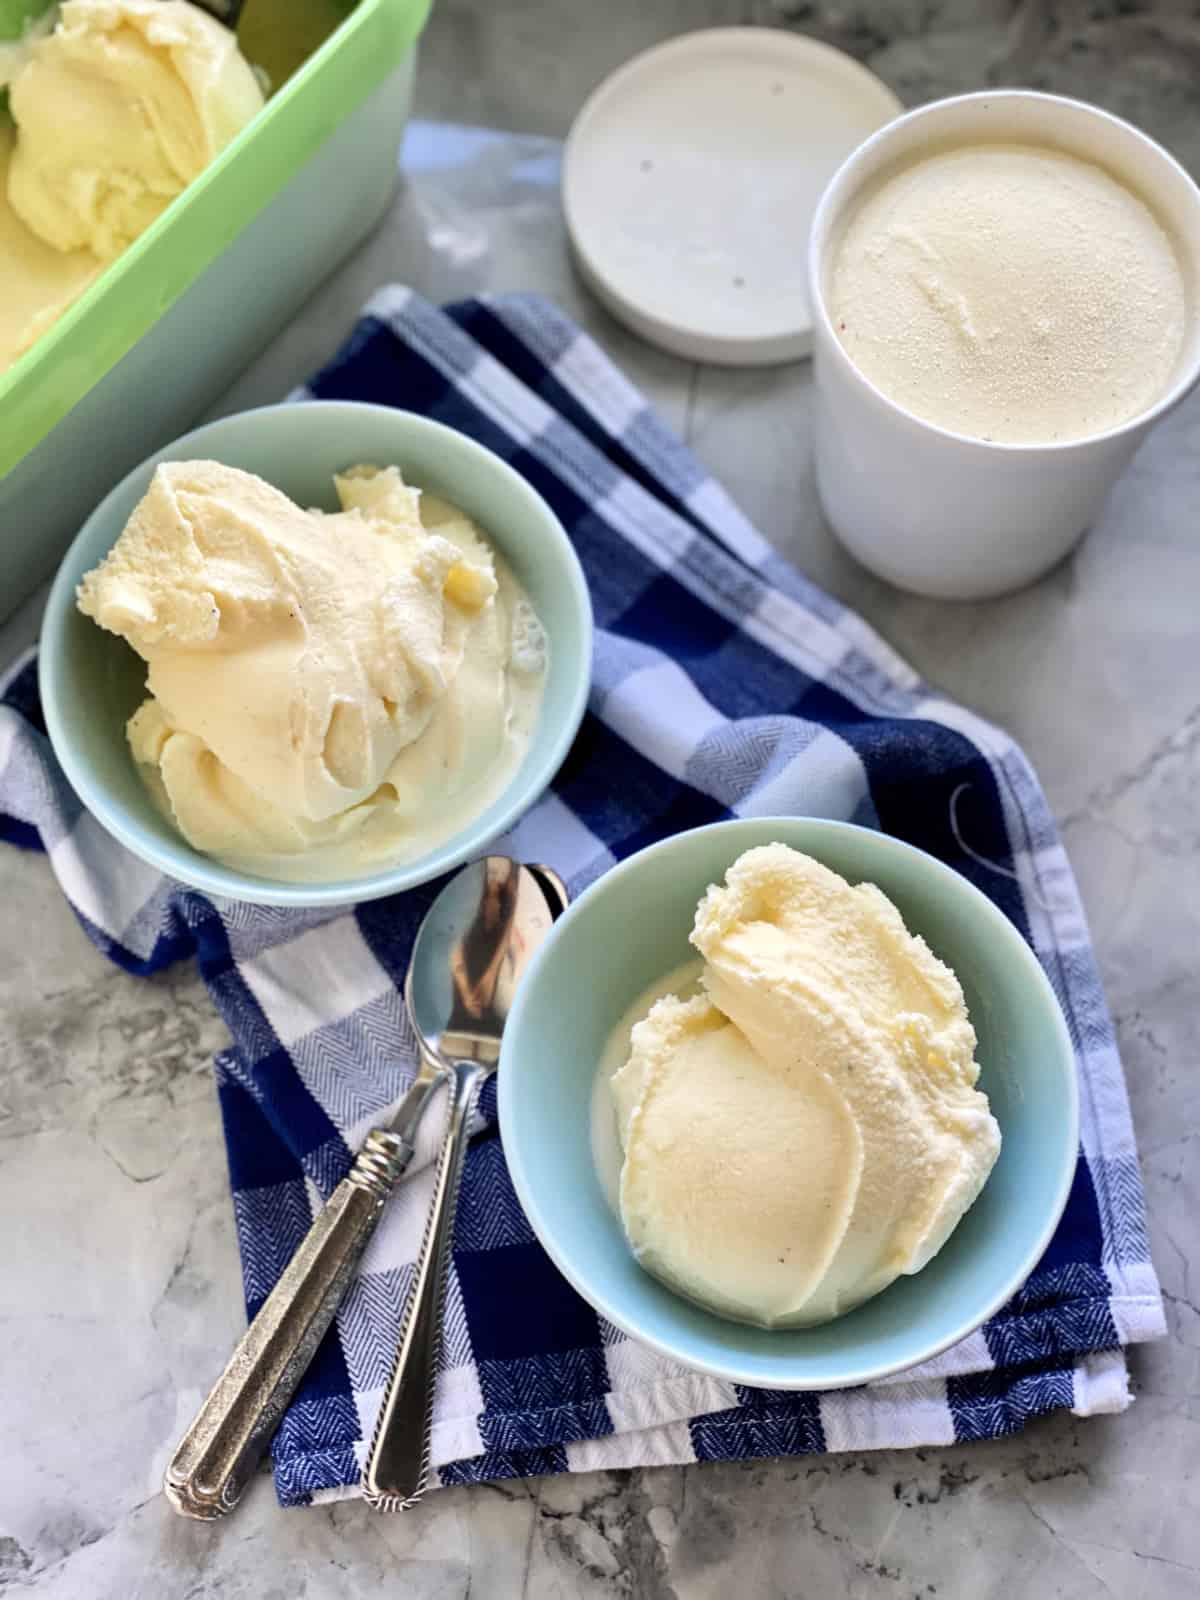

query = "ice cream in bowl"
[499, 817, 1077, 1389]
[39, 401, 592, 905]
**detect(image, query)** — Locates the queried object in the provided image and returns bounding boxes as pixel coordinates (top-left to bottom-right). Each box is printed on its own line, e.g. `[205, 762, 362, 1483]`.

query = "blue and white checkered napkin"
[0, 289, 1165, 1505]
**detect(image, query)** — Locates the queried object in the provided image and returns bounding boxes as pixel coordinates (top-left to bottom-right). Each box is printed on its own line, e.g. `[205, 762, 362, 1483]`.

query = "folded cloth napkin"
[0, 289, 1165, 1506]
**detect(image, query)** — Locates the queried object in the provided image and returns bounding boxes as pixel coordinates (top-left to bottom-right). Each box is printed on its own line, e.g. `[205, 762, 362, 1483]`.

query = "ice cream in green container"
[0, 0, 432, 618]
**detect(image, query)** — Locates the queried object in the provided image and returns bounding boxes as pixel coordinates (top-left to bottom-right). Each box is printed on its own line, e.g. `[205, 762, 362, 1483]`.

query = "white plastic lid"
[563, 28, 902, 366]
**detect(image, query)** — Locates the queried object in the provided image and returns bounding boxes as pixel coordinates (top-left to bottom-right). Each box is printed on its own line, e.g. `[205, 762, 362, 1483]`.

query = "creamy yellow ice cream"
[0, 122, 100, 367]
[607, 845, 1000, 1327]
[830, 143, 1187, 444]
[0, 0, 264, 369]
[77, 461, 547, 881]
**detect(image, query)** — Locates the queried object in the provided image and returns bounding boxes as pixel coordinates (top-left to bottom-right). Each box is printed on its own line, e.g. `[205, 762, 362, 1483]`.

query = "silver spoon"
[164, 856, 566, 1520]
[362, 857, 565, 1510]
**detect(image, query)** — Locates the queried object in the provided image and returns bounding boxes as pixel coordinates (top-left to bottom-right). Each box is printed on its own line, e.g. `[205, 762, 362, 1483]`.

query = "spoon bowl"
[405, 858, 564, 1068]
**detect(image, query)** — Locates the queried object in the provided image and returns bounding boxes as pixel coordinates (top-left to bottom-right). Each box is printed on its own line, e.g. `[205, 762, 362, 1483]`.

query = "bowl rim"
[499, 815, 1080, 1390]
[39, 399, 593, 908]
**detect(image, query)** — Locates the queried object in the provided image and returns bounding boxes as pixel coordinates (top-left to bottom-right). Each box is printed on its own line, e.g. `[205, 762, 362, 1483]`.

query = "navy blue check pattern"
[0, 290, 1164, 1505]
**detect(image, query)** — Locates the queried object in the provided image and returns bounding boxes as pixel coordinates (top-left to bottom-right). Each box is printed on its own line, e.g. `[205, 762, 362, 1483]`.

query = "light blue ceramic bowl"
[40, 401, 592, 907]
[499, 817, 1078, 1390]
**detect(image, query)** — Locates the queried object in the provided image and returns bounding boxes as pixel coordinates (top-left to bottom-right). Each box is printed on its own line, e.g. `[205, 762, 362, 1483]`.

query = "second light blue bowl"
[39, 401, 593, 907]
[499, 817, 1079, 1390]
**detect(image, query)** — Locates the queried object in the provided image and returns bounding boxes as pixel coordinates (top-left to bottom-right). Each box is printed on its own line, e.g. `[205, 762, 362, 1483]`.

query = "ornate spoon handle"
[164, 1069, 443, 1519]
[362, 1058, 485, 1510]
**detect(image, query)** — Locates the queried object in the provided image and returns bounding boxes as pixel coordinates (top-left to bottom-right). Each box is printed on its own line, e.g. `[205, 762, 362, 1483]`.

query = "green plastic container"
[0, 0, 431, 620]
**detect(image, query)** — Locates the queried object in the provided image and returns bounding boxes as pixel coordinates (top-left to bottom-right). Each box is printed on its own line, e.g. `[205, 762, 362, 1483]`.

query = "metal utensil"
[163, 856, 565, 1520]
[362, 856, 565, 1510]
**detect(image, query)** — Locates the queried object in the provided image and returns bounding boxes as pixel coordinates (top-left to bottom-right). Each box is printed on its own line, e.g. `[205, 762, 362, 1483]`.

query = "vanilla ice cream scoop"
[7, 0, 265, 260]
[77, 460, 546, 880]
[609, 844, 1001, 1327]
[613, 993, 862, 1326]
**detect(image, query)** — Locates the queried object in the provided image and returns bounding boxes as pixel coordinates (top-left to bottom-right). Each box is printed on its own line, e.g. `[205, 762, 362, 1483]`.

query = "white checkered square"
[551, 333, 644, 438]
[746, 584, 853, 686]
[50, 811, 162, 941]
[593, 474, 694, 569]
[242, 917, 393, 1048]
[820, 1380, 957, 1452]
[735, 724, 868, 822]
[602, 662, 726, 781]
[686, 477, 773, 569]
[606, 1365, 738, 1437]
[502, 791, 613, 887]
[566, 1418, 698, 1473]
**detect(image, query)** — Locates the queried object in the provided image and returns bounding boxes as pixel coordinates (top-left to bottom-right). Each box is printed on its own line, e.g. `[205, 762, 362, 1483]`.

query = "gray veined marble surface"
[2, 0, 1200, 1595]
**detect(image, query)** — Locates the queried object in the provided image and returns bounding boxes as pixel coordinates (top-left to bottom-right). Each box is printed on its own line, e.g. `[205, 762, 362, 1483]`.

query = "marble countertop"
[3, 2, 1199, 1594]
